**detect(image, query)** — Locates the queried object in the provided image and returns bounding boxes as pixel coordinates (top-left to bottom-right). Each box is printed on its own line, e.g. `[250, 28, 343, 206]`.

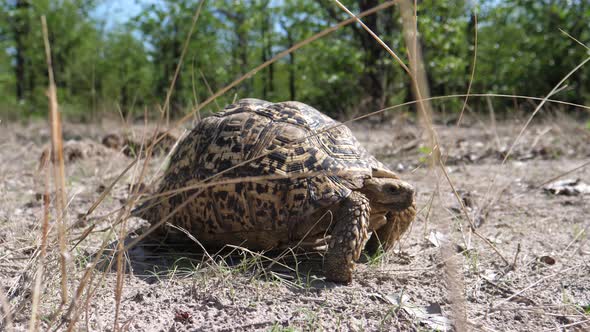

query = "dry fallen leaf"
[544, 179, 590, 196]
[427, 231, 447, 248]
[385, 293, 451, 332]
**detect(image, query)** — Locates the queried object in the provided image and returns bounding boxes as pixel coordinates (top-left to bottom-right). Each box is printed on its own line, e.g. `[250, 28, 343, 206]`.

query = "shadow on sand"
[91, 232, 339, 289]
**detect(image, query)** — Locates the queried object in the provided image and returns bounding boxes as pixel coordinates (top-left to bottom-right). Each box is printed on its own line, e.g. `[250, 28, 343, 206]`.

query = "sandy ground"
[0, 113, 589, 331]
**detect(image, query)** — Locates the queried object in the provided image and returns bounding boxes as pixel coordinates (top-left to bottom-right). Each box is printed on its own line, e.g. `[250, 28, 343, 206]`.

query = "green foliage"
[364, 246, 386, 266]
[419, 0, 470, 110]
[475, 0, 590, 111]
[99, 30, 153, 116]
[0, 0, 588, 120]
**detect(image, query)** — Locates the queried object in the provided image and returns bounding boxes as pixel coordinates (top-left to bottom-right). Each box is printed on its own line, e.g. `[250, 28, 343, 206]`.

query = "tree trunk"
[237, 25, 249, 95]
[285, 29, 296, 100]
[265, 15, 274, 98]
[12, 0, 30, 101]
[289, 52, 295, 101]
[357, 0, 386, 113]
[170, 21, 183, 116]
[261, 12, 268, 99]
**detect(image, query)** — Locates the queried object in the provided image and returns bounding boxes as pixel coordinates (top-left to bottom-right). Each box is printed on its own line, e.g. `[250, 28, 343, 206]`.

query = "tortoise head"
[360, 168, 415, 212]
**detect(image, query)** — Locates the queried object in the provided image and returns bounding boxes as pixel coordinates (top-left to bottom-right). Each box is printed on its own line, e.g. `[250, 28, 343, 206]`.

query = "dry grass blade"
[223, 245, 298, 275]
[441, 241, 467, 332]
[61, 243, 116, 332]
[490, 265, 579, 310]
[41, 15, 69, 305]
[190, 57, 201, 122]
[62, 107, 163, 331]
[56, 4, 210, 322]
[481, 55, 590, 213]
[0, 290, 12, 331]
[438, 159, 510, 265]
[500, 57, 590, 165]
[82, 159, 138, 219]
[398, 0, 438, 164]
[559, 28, 590, 51]
[167, 1, 398, 134]
[199, 69, 221, 112]
[538, 160, 590, 189]
[332, 0, 409, 74]
[162, 0, 206, 125]
[341, 93, 590, 125]
[28, 152, 52, 332]
[551, 319, 590, 331]
[113, 208, 131, 331]
[334, 0, 438, 164]
[165, 223, 216, 264]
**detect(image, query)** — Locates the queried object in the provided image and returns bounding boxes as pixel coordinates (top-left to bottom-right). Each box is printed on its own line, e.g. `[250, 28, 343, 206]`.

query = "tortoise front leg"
[365, 202, 417, 255]
[324, 192, 370, 283]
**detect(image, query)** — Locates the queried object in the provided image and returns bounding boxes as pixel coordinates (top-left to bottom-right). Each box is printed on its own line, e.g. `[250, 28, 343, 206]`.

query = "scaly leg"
[324, 192, 370, 283]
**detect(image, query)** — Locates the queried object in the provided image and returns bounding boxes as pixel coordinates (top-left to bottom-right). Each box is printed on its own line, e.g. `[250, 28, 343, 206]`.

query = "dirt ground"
[1, 112, 589, 331]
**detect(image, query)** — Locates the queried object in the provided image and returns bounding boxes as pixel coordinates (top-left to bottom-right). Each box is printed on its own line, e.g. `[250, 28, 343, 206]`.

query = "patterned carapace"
[137, 99, 416, 282]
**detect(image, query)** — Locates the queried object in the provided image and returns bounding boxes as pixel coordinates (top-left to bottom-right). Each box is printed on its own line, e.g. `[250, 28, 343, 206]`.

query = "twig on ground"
[551, 319, 590, 331]
[490, 265, 579, 310]
[510, 243, 521, 270]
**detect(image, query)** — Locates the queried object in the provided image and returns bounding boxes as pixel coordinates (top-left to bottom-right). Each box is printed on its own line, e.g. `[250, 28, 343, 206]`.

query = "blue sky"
[92, 0, 156, 29]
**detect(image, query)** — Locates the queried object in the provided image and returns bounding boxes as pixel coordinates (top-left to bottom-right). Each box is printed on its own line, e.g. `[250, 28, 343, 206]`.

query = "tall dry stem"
[333, 0, 438, 161]
[398, 0, 438, 165]
[41, 15, 69, 305]
[27, 150, 51, 332]
[441, 241, 467, 332]
[0, 290, 12, 331]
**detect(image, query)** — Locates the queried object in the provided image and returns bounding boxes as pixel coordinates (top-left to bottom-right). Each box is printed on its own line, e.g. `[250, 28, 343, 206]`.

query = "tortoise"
[136, 99, 416, 283]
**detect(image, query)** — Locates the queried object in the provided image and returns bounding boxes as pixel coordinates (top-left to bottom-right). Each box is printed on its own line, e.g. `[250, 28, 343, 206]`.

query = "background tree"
[0, 0, 588, 120]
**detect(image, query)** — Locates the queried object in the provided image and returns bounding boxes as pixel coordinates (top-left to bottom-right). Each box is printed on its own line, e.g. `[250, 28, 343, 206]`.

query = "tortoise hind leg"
[365, 203, 417, 255]
[324, 192, 370, 283]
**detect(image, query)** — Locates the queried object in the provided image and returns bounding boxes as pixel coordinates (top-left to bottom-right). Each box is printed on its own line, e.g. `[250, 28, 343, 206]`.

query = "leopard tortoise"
[136, 99, 416, 283]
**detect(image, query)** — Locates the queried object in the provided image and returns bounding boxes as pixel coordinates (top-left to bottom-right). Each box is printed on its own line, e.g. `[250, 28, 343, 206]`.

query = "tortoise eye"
[388, 186, 399, 194]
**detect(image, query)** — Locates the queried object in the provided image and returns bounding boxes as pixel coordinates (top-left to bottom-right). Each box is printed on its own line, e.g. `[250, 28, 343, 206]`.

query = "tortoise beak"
[389, 181, 415, 211]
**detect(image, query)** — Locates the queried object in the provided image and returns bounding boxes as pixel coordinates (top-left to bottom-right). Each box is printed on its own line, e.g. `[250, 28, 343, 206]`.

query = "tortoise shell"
[139, 99, 402, 250]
